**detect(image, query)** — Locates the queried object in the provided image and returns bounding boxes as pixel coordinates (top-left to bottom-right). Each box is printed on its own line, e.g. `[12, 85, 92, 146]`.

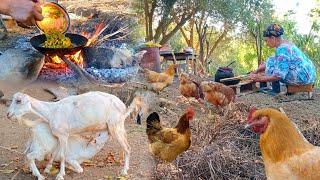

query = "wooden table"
[160, 51, 197, 74]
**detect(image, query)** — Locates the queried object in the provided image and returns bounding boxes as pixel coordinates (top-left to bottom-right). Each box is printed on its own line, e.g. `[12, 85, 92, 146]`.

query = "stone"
[74, 7, 99, 18]
[0, 49, 44, 87]
[0, 16, 8, 40]
[83, 47, 145, 69]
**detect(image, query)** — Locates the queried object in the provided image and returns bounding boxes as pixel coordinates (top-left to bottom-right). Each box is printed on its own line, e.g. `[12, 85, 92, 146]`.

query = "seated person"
[249, 23, 316, 93]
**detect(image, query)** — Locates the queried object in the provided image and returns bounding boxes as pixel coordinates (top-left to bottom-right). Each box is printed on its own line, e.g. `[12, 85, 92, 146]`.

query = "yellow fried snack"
[37, 3, 69, 34]
[44, 31, 73, 48]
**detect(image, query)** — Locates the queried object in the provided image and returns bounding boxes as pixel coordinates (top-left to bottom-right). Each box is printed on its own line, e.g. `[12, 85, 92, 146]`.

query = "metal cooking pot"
[214, 61, 240, 85]
[30, 33, 88, 56]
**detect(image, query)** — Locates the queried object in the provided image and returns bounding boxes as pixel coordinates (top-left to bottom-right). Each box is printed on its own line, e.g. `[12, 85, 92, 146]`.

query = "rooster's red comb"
[185, 107, 195, 120]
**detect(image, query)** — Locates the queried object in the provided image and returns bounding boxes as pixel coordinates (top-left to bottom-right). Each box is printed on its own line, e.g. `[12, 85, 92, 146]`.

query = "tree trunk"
[257, 22, 262, 64]
[177, 13, 195, 48]
[250, 28, 260, 66]
[206, 23, 229, 59]
[159, 14, 192, 45]
[144, 0, 150, 41]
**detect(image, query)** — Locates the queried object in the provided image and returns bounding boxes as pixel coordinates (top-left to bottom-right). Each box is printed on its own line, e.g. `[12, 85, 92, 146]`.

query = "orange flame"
[45, 50, 84, 69]
[44, 22, 107, 69]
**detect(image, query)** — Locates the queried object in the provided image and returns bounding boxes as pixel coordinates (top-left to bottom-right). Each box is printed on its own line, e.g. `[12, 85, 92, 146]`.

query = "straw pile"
[155, 100, 320, 180]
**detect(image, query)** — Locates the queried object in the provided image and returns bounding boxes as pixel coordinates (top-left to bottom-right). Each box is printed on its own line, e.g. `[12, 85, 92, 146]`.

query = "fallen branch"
[61, 56, 98, 83]
[10, 169, 21, 180]
[44, 87, 77, 101]
[0, 145, 24, 155]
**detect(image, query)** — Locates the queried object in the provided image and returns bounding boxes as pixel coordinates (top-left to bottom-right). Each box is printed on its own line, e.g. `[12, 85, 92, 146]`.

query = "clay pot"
[140, 47, 161, 72]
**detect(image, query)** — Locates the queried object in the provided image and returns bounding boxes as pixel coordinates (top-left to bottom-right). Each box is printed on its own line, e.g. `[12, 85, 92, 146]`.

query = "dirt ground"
[0, 81, 157, 180]
[1, 75, 320, 180]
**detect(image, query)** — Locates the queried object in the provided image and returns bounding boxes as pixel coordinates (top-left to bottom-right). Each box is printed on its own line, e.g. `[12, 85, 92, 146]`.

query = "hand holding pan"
[30, 2, 88, 56]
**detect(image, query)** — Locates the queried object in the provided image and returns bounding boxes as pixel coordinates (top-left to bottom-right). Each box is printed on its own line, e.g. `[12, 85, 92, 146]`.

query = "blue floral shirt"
[265, 43, 316, 85]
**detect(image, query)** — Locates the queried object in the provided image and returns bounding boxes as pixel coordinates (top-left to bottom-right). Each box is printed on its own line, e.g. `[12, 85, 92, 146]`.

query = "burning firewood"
[60, 56, 98, 83]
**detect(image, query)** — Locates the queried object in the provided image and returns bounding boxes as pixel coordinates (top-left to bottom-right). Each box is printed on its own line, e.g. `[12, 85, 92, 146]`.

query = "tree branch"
[207, 23, 229, 58]
[159, 12, 193, 45]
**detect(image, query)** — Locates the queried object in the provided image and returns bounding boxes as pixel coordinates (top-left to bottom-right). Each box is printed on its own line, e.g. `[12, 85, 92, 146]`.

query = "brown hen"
[179, 73, 204, 100]
[146, 107, 195, 162]
[143, 64, 176, 92]
[200, 81, 235, 107]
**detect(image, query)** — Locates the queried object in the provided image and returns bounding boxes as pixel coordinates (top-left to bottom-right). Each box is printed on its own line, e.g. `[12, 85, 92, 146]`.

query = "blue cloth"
[265, 43, 316, 85]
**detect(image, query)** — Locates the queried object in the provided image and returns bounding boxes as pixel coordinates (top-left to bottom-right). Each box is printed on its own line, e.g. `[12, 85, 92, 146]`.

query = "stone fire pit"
[0, 13, 142, 85]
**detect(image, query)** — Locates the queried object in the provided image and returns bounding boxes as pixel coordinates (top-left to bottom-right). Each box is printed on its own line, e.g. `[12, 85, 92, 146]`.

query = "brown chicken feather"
[179, 73, 204, 100]
[143, 64, 176, 92]
[247, 108, 320, 180]
[200, 81, 235, 107]
[146, 107, 195, 162]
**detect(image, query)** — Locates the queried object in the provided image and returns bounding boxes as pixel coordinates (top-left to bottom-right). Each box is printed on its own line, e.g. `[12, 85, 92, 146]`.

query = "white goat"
[7, 91, 142, 180]
[22, 119, 108, 180]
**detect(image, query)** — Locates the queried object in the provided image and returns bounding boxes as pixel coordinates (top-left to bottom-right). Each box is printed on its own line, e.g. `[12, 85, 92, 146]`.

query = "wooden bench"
[287, 84, 314, 98]
[229, 80, 255, 94]
[228, 81, 274, 95]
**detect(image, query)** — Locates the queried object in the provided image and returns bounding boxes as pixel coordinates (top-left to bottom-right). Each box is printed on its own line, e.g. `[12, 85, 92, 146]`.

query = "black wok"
[30, 33, 88, 56]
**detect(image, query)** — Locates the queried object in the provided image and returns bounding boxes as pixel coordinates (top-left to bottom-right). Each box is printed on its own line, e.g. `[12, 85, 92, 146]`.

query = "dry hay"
[154, 94, 320, 180]
[154, 102, 265, 180]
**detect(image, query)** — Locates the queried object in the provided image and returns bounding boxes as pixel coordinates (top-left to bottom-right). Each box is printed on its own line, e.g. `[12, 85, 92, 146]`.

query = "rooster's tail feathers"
[146, 112, 160, 129]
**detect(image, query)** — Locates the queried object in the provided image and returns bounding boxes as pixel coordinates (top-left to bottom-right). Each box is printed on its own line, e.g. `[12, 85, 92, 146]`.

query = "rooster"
[247, 108, 320, 180]
[179, 73, 204, 101]
[200, 81, 235, 108]
[146, 107, 195, 162]
[143, 64, 176, 92]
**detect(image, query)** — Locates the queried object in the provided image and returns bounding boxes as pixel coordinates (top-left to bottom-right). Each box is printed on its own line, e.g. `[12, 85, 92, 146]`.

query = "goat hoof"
[55, 174, 64, 180]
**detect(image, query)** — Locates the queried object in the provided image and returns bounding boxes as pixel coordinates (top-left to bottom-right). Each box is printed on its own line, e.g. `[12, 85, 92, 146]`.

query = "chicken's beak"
[245, 117, 267, 129]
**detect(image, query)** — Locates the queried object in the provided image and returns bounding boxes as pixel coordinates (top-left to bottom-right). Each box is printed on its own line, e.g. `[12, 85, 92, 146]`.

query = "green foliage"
[133, 0, 320, 86]
[278, 11, 320, 86]
[168, 32, 187, 52]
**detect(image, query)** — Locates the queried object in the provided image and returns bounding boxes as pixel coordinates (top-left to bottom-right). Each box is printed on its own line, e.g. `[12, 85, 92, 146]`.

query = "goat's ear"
[0, 99, 12, 107]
